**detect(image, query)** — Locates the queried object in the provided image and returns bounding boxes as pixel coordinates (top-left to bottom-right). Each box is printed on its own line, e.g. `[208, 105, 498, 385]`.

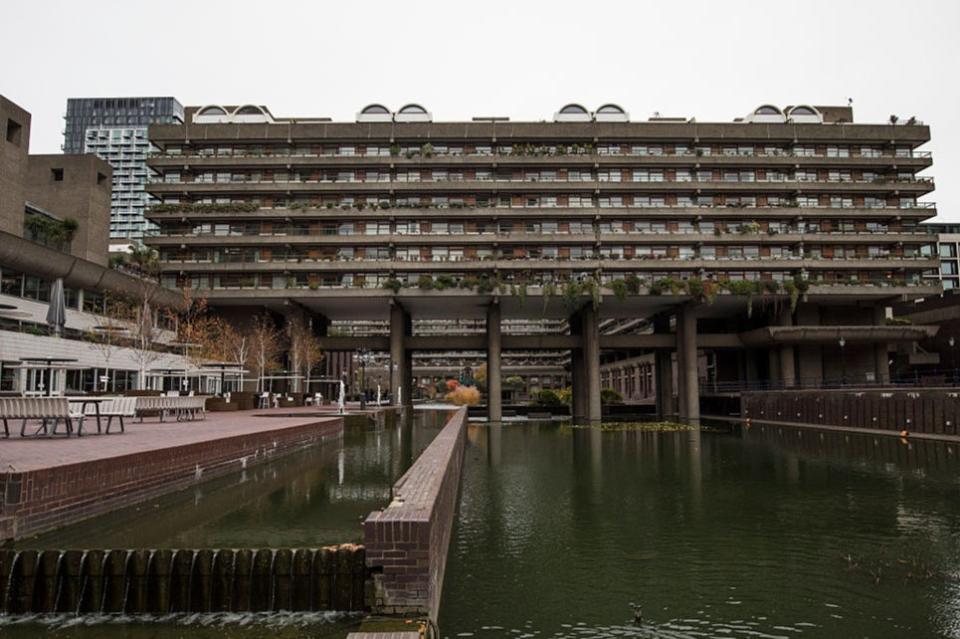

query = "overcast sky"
[4, 0, 958, 219]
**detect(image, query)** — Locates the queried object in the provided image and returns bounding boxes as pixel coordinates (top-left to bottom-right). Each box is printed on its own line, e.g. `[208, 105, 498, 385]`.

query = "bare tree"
[287, 317, 324, 394]
[84, 295, 130, 392]
[220, 323, 252, 389]
[127, 292, 165, 390]
[249, 314, 282, 392]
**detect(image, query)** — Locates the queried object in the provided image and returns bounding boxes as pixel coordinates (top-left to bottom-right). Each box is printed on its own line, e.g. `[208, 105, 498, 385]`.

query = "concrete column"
[767, 349, 781, 387]
[873, 305, 890, 385]
[389, 303, 409, 406]
[582, 306, 602, 424]
[796, 302, 823, 387]
[778, 311, 796, 388]
[653, 315, 674, 419]
[486, 303, 502, 423]
[571, 348, 586, 422]
[677, 305, 700, 424]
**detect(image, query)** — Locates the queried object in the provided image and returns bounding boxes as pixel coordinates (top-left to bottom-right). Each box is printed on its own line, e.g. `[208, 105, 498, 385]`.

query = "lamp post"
[950, 336, 956, 384]
[839, 336, 847, 386]
[357, 348, 375, 410]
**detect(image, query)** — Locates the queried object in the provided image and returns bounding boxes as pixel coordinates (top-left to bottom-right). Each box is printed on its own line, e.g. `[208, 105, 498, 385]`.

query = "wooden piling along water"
[0, 545, 368, 615]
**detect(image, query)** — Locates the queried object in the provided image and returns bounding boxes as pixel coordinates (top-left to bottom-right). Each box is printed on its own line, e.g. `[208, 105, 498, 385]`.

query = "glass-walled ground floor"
[0, 363, 243, 396]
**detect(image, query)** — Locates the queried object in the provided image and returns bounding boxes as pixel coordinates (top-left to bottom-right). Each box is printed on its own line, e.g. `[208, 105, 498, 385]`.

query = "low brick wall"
[741, 389, 960, 436]
[0, 418, 342, 541]
[363, 407, 467, 620]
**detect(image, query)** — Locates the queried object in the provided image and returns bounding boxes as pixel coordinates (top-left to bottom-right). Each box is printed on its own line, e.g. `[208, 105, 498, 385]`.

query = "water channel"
[3, 416, 960, 638]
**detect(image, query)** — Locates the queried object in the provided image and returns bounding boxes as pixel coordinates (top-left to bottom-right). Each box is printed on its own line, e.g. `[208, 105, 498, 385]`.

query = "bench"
[135, 396, 207, 422]
[96, 397, 137, 433]
[0, 397, 84, 438]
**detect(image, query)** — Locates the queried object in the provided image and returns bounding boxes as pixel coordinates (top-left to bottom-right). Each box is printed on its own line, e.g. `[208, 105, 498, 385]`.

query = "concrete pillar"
[767, 349, 781, 387]
[796, 302, 823, 387]
[571, 348, 587, 422]
[873, 305, 890, 385]
[486, 303, 502, 423]
[677, 305, 700, 424]
[582, 306, 602, 424]
[389, 303, 410, 406]
[778, 311, 796, 388]
[653, 315, 674, 419]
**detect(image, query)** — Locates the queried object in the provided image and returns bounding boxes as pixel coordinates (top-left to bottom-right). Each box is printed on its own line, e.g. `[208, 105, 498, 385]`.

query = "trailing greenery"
[24, 214, 78, 249]
[535, 388, 564, 406]
[885, 317, 913, 326]
[149, 202, 260, 214]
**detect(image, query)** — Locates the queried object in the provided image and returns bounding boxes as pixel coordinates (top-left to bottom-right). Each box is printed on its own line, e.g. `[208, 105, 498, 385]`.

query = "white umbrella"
[46, 278, 66, 336]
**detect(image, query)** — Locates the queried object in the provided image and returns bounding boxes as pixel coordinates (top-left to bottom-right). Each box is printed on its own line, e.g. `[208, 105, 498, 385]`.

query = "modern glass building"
[63, 97, 183, 240]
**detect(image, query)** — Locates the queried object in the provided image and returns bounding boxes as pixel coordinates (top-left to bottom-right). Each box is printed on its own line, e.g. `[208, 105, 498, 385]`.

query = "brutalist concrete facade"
[143, 103, 943, 423]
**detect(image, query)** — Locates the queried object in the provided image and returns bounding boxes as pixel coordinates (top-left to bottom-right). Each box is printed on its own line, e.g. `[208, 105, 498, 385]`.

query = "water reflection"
[442, 423, 960, 639]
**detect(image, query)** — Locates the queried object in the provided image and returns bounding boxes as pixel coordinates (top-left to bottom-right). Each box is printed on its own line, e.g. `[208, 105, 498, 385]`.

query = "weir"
[0, 545, 367, 615]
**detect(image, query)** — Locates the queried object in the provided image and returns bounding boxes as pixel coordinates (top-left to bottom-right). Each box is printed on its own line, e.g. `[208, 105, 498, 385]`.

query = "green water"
[1, 410, 447, 638]
[16, 410, 446, 550]
[439, 423, 960, 639]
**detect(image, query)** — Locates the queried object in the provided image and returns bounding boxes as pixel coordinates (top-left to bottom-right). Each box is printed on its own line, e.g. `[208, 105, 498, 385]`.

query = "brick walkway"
[0, 407, 342, 473]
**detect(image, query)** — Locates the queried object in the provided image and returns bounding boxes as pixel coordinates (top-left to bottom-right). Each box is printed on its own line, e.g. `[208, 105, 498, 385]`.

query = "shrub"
[417, 275, 434, 290]
[610, 278, 628, 302]
[445, 378, 460, 391]
[536, 389, 563, 406]
[382, 278, 402, 293]
[446, 385, 481, 406]
[601, 388, 624, 405]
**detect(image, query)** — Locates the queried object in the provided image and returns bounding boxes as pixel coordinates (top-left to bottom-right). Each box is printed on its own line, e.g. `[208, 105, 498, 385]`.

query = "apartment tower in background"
[63, 97, 183, 241]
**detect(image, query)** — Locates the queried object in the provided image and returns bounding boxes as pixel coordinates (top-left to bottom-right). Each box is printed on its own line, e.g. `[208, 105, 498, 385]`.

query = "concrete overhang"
[738, 324, 939, 346]
[0, 231, 185, 310]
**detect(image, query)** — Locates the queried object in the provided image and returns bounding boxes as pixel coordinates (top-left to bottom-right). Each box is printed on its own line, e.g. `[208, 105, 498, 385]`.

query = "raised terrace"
[0, 408, 344, 541]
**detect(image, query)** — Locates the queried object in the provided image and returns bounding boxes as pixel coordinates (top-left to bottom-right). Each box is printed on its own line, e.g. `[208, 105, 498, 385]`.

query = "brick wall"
[363, 407, 467, 620]
[742, 389, 960, 436]
[0, 419, 342, 541]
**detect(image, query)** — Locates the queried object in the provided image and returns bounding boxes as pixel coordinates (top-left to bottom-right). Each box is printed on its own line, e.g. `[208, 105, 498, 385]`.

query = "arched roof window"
[596, 104, 625, 114]
[362, 104, 390, 114]
[234, 105, 265, 116]
[193, 105, 230, 123]
[594, 103, 629, 122]
[395, 104, 432, 122]
[754, 105, 782, 115]
[786, 105, 822, 123]
[560, 104, 588, 114]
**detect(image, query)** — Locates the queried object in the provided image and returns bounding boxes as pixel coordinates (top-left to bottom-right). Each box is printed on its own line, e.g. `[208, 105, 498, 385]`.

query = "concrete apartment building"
[64, 97, 184, 241]
[143, 102, 941, 423]
[1, 95, 185, 393]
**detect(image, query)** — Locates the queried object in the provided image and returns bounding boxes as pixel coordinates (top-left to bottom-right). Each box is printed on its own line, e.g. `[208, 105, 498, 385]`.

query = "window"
[940, 243, 957, 258]
[942, 261, 958, 275]
[5, 119, 22, 145]
[51, 168, 64, 181]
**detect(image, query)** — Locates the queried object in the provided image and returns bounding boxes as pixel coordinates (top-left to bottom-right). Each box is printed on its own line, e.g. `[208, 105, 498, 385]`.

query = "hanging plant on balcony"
[610, 278, 628, 302]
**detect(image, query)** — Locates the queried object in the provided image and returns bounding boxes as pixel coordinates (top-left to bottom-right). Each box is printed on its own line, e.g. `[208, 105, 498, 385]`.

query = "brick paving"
[0, 407, 341, 472]
[0, 407, 346, 541]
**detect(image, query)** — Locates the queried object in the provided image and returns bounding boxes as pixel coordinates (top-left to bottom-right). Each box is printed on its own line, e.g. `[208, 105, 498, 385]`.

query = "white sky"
[4, 0, 959, 219]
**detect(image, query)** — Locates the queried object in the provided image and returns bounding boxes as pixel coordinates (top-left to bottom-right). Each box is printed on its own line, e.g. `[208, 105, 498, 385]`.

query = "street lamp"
[356, 348, 376, 410]
[949, 335, 956, 383]
[839, 336, 847, 386]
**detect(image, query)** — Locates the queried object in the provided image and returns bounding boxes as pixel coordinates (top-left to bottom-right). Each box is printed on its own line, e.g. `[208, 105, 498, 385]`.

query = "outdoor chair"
[97, 397, 137, 433]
